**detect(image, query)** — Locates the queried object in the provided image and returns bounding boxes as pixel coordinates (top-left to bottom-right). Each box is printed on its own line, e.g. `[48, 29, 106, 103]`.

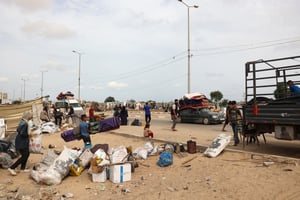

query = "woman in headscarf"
[8, 111, 33, 175]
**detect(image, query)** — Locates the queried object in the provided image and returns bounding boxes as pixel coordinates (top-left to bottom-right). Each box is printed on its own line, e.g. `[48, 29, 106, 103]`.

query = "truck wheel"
[203, 118, 209, 125]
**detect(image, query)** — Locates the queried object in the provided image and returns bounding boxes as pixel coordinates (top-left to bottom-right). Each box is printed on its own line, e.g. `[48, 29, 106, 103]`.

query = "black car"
[179, 108, 225, 125]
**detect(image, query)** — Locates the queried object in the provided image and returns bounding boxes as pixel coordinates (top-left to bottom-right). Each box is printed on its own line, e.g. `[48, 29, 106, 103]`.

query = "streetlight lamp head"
[194, 5, 199, 8]
[72, 50, 76, 53]
[178, 0, 182, 2]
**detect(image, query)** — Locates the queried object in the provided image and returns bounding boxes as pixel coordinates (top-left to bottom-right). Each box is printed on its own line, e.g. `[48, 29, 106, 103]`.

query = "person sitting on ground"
[40, 106, 50, 123]
[287, 80, 300, 96]
[144, 123, 154, 138]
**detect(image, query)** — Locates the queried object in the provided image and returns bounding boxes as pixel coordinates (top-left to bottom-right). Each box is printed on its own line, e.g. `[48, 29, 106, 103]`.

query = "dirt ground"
[1, 126, 300, 200]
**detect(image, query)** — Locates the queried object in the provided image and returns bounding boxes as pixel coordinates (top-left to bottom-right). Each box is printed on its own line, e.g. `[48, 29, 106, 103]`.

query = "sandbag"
[0, 152, 13, 168]
[203, 134, 231, 158]
[31, 146, 80, 185]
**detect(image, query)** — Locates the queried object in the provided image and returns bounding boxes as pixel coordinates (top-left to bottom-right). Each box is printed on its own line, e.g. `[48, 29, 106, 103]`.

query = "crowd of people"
[8, 80, 300, 176]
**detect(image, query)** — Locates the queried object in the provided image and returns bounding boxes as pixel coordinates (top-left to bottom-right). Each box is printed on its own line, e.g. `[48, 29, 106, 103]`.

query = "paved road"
[111, 110, 300, 159]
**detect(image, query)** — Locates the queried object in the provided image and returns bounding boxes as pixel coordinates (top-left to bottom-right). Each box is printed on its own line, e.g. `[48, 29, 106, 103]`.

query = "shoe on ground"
[172, 128, 177, 131]
[8, 168, 17, 176]
[233, 143, 238, 146]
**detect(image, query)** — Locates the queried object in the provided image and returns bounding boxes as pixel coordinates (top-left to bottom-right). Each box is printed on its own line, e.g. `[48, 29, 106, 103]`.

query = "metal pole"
[78, 53, 81, 100]
[178, 0, 198, 94]
[187, 7, 190, 93]
[41, 70, 47, 97]
[21, 78, 27, 101]
[72, 50, 83, 101]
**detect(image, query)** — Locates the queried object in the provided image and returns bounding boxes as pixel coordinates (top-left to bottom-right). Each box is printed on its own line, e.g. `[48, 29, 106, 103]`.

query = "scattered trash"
[99, 184, 105, 191]
[121, 188, 130, 193]
[61, 192, 74, 199]
[167, 187, 175, 192]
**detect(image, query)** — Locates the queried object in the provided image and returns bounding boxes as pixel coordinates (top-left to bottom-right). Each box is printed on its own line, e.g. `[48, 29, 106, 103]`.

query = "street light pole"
[178, 0, 198, 94]
[72, 50, 82, 101]
[41, 70, 48, 97]
[21, 78, 28, 101]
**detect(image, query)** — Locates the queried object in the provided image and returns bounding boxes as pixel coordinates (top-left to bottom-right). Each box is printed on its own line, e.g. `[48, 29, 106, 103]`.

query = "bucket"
[187, 140, 196, 154]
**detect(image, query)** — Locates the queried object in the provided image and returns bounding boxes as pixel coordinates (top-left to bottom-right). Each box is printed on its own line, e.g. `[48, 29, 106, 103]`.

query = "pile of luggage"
[179, 92, 210, 110]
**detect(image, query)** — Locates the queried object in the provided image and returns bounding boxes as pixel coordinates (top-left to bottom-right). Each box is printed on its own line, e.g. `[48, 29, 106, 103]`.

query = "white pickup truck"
[55, 99, 85, 117]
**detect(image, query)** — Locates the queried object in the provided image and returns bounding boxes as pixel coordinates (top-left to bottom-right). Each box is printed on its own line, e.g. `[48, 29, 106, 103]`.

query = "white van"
[55, 99, 85, 117]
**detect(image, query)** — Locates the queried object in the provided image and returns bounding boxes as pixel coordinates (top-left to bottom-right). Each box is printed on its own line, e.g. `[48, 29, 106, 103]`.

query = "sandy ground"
[1, 112, 300, 200]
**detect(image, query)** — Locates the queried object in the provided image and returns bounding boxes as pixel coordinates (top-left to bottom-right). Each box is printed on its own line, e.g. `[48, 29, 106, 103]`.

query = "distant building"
[0, 92, 9, 104]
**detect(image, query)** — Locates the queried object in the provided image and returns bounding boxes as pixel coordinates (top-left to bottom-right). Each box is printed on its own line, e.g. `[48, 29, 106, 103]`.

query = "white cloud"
[0, 77, 9, 82]
[1, 0, 300, 102]
[107, 81, 128, 90]
[14, 0, 52, 12]
[21, 21, 75, 39]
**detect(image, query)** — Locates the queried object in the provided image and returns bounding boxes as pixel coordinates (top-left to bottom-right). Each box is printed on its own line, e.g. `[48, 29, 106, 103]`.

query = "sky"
[0, 0, 300, 103]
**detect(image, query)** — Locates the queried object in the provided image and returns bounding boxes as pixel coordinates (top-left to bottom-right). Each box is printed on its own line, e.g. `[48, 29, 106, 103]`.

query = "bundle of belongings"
[30, 144, 138, 185]
[61, 117, 120, 143]
[0, 122, 44, 169]
[179, 92, 209, 110]
[56, 91, 74, 100]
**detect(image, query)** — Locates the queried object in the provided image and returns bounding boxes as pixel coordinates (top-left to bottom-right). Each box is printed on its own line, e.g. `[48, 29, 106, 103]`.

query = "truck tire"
[203, 118, 209, 125]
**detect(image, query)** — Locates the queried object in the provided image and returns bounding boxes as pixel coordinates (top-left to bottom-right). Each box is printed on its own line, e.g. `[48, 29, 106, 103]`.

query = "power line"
[192, 37, 300, 56]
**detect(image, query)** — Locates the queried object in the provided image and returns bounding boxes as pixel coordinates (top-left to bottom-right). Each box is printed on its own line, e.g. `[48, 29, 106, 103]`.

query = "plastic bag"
[144, 141, 154, 154]
[157, 151, 173, 167]
[29, 134, 42, 153]
[133, 147, 148, 160]
[110, 146, 128, 164]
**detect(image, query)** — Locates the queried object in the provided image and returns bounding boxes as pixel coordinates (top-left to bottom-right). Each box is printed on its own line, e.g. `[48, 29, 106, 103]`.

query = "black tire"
[203, 118, 209, 125]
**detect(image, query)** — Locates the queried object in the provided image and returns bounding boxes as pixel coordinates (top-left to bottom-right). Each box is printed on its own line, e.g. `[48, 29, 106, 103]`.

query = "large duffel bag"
[61, 129, 77, 142]
[99, 117, 120, 132]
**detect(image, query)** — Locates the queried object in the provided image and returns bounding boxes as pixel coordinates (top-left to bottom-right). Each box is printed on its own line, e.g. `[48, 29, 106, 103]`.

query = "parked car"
[179, 108, 225, 125]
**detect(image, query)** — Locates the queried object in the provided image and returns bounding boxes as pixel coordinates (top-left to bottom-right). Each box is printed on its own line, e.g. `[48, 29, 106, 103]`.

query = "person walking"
[8, 111, 33, 176]
[171, 99, 179, 131]
[89, 105, 95, 122]
[120, 106, 128, 125]
[66, 105, 75, 125]
[54, 108, 63, 127]
[228, 101, 243, 146]
[143, 102, 151, 123]
[221, 101, 232, 131]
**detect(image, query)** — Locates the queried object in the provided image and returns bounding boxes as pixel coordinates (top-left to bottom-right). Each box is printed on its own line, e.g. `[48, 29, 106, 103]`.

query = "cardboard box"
[92, 168, 107, 182]
[275, 125, 295, 140]
[109, 163, 131, 183]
